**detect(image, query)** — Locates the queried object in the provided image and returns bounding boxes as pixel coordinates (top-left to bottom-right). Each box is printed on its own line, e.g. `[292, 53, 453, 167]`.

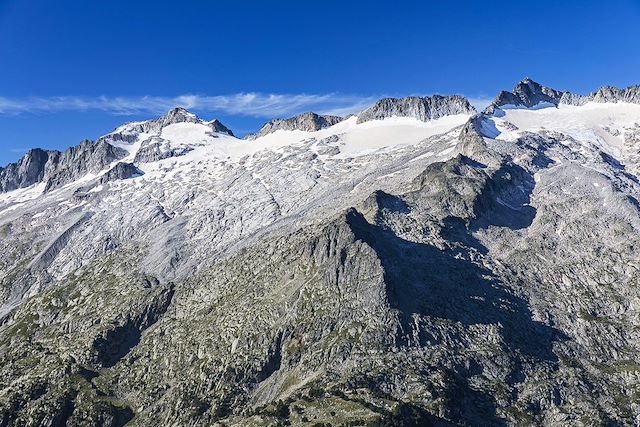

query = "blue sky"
[1, 0, 639, 166]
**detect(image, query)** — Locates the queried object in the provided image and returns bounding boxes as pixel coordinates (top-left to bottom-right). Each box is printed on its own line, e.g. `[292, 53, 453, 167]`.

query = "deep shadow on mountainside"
[1, 79, 640, 425]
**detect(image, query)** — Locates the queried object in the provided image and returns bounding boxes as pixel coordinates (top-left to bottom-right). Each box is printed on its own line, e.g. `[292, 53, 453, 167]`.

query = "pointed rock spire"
[486, 78, 566, 113]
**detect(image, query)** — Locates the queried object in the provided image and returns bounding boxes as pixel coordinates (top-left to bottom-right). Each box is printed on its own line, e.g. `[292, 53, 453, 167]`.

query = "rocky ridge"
[0, 108, 234, 195]
[245, 112, 344, 140]
[486, 77, 640, 113]
[0, 141, 128, 194]
[357, 94, 475, 123]
[1, 80, 640, 425]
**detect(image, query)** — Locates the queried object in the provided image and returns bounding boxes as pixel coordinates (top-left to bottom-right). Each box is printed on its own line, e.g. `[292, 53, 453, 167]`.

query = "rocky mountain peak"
[0, 148, 56, 193]
[156, 107, 201, 127]
[356, 95, 475, 124]
[486, 78, 566, 113]
[205, 119, 235, 137]
[245, 112, 344, 139]
[485, 79, 640, 113]
[153, 108, 234, 135]
[0, 140, 128, 194]
[100, 108, 235, 144]
[560, 83, 640, 106]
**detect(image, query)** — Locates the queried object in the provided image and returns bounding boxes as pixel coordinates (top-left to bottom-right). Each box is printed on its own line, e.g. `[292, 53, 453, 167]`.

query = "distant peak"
[486, 79, 640, 113]
[245, 112, 344, 139]
[486, 78, 566, 113]
[160, 107, 200, 124]
[205, 119, 235, 137]
[356, 94, 475, 124]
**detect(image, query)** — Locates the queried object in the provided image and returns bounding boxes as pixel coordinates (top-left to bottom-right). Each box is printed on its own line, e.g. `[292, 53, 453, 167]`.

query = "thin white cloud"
[0, 93, 495, 119]
[0, 93, 375, 118]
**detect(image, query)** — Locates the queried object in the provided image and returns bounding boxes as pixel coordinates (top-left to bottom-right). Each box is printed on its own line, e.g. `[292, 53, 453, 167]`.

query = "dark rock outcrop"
[560, 84, 640, 106]
[486, 78, 640, 113]
[99, 162, 142, 184]
[206, 119, 235, 137]
[43, 140, 128, 192]
[0, 149, 56, 193]
[486, 78, 565, 113]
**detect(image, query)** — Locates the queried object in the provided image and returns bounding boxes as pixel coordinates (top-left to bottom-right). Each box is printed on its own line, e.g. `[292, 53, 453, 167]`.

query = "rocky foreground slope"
[1, 79, 640, 426]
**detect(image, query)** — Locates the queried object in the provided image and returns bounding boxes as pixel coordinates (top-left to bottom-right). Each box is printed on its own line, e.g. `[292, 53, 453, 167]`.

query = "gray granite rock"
[43, 140, 128, 192]
[133, 136, 194, 163]
[0, 140, 128, 194]
[486, 77, 566, 113]
[356, 94, 475, 123]
[0, 149, 56, 193]
[561, 84, 640, 105]
[487, 78, 640, 113]
[246, 112, 344, 139]
[206, 119, 235, 136]
[99, 162, 142, 184]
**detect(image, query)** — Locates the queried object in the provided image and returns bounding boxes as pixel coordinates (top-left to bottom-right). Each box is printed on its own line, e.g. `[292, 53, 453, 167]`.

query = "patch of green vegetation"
[7, 312, 40, 339]
[279, 373, 300, 394]
[502, 406, 536, 425]
[578, 310, 615, 324]
[0, 223, 11, 238]
[558, 355, 583, 370]
[598, 360, 640, 374]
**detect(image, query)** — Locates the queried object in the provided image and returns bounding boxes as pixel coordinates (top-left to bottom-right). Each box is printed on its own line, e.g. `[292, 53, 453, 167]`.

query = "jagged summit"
[109, 107, 234, 138]
[3, 79, 639, 196]
[246, 94, 476, 139]
[155, 107, 234, 135]
[0, 148, 57, 193]
[0, 108, 237, 194]
[485, 78, 566, 113]
[0, 141, 127, 194]
[486, 78, 640, 113]
[245, 112, 344, 140]
[205, 119, 235, 136]
[356, 94, 475, 123]
[560, 84, 640, 106]
[161, 107, 199, 124]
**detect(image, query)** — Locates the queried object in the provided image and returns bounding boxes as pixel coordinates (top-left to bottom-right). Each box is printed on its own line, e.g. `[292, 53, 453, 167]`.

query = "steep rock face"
[0, 149, 56, 192]
[99, 162, 142, 184]
[356, 94, 475, 123]
[205, 119, 235, 136]
[0, 141, 128, 194]
[246, 112, 344, 139]
[43, 140, 128, 192]
[560, 84, 640, 106]
[486, 78, 566, 112]
[487, 78, 640, 113]
[0, 128, 615, 424]
[133, 137, 194, 163]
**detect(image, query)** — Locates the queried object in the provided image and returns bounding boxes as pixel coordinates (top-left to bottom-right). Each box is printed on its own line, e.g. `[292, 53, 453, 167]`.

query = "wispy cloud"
[0, 93, 495, 118]
[0, 93, 376, 118]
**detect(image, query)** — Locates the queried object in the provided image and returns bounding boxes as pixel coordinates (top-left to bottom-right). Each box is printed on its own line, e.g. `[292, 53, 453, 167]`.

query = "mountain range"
[1, 78, 640, 426]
